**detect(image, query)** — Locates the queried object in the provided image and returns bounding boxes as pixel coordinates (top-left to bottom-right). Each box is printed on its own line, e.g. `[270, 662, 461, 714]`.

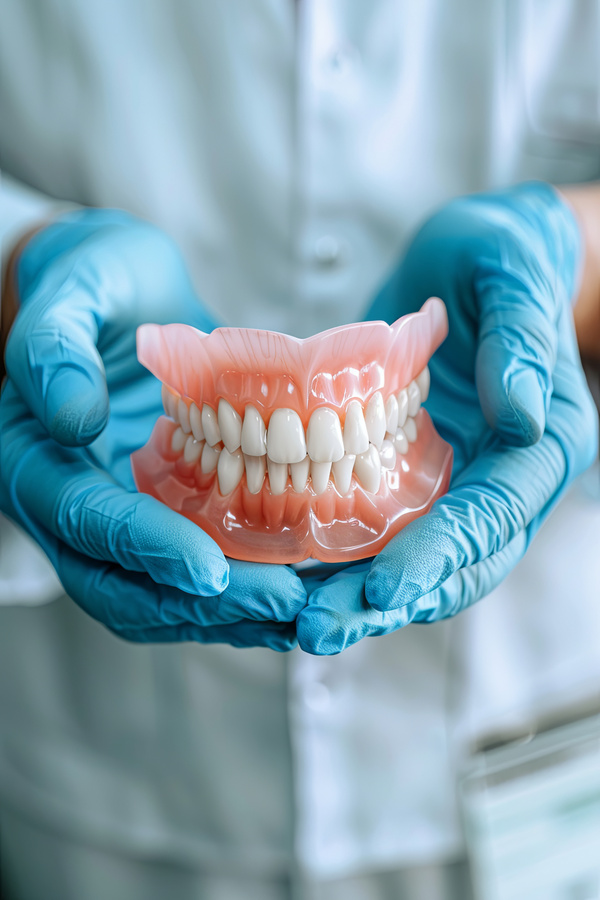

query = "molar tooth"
[217, 447, 244, 494]
[162, 384, 174, 419]
[183, 435, 203, 465]
[397, 389, 408, 428]
[310, 460, 332, 495]
[218, 398, 242, 452]
[365, 392, 386, 450]
[267, 458, 288, 495]
[189, 402, 205, 442]
[201, 405, 221, 446]
[354, 445, 382, 494]
[394, 427, 409, 455]
[407, 380, 421, 418]
[177, 399, 191, 433]
[385, 394, 399, 435]
[343, 400, 369, 455]
[266, 408, 307, 464]
[380, 439, 397, 470]
[171, 426, 187, 454]
[416, 366, 430, 403]
[404, 417, 418, 443]
[307, 408, 344, 463]
[241, 405, 267, 456]
[291, 456, 310, 493]
[244, 454, 266, 494]
[201, 442, 221, 474]
[332, 454, 355, 496]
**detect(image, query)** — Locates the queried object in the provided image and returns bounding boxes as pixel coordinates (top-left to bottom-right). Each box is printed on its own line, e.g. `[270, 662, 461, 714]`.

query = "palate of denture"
[332, 453, 356, 495]
[354, 445, 382, 494]
[266, 408, 307, 464]
[310, 459, 332, 495]
[171, 426, 187, 453]
[217, 447, 244, 494]
[291, 456, 310, 492]
[407, 380, 421, 418]
[342, 400, 370, 456]
[244, 454, 266, 494]
[202, 404, 221, 446]
[416, 367, 430, 402]
[189, 402, 205, 442]
[397, 388, 408, 428]
[201, 442, 221, 474]
[184, 435, 203, 465]
[178, 398, 192, 433]
[365, 391, 386, 450]
[379, 439, 397, 470]
[218, 399, 242, 453]
[241, 405, 267, 456]
[267, 458, 288, 495]
[393, 427, 409, 455]
[404, 418, 418, 443]
[307, 408, 345, 463]
[385, 394, 399, 435]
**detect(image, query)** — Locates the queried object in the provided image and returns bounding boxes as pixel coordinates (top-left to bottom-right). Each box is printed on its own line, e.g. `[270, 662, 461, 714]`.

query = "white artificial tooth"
[397, 389, 408, 428]
[266, 408, 307, 464]
[218, 398, 242, 453]
[244, 454, 266, 494]
[385, 394, 399, 435]
[394, 427, 409, 455]
[202, 404, 221, 447]
[291, 456, 310, 492]
[267, 458, 288, 495]
[310, 460, 332, 495]
[201, 442, 221, 474]
[178, 398, 192, 433]
[332, 454, 355, 496]
[365, 392, 386, 450]
[354, 445, 382, 494]
[416, 366, 430, 403]
[189, 402, 205, 442]
[343, 400, 370, 455]
[163, 386, 179, 420]
[404, 417, 418, 443]
[171, 426, 187, 453]
[380, 439, 397, 470]
[217, 447, 244, 495]
[407, 380, 421, 418]
[183, 435, 203, 465]
[241, 404, 267, 456]
[162, 384, 174, 419]
[307, 408, 345, 463]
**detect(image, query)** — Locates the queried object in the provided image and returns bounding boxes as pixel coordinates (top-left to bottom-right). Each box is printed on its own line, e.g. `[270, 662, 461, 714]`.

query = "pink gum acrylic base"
[131, 299, 453, 564]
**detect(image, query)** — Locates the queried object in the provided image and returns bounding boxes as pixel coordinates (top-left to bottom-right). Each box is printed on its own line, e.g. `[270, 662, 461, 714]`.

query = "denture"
[130, 298, 452, 563]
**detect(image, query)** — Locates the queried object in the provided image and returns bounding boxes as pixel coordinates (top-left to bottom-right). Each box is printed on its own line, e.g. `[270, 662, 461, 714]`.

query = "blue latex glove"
[0, 209, 306, 649]
[297, 182, 598, 655]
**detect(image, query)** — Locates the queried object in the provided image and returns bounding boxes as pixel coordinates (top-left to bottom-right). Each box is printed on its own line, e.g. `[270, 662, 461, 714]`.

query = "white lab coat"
[1, 0, 599, 890]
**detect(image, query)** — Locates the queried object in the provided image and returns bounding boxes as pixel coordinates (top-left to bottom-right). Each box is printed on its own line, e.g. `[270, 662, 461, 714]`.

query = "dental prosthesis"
[131, 299, 453, 563]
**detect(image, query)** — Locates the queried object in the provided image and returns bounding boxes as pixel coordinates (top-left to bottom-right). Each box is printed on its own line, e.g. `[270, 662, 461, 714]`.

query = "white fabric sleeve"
[0, 172, 68, 606]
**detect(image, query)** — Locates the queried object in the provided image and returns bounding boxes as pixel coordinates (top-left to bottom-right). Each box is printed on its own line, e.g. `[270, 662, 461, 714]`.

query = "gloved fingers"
[1, 388, 228, 595]
[365, 426, 568, 611]
[117, 621, 298, 650]
[218, 559, 308, 623]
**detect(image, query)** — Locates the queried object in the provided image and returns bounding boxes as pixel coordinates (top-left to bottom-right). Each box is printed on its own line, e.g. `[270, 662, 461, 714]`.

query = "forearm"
[559, 183, 600, 361]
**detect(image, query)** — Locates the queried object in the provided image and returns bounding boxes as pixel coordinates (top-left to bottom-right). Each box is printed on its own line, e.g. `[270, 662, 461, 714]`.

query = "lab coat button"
[314, 235, 342, 267]
[303, 681, 331, 712]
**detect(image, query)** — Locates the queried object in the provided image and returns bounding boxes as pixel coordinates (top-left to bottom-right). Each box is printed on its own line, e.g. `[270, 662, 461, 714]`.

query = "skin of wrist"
[1, 224, 47, 383]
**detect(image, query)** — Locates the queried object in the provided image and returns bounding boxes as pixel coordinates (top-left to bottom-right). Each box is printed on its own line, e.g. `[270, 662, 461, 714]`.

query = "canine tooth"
[385, 395, 399, 435]
[310, 460, 332, 495]
[407, 380, 421, 418]
[394, 427, 409, 455]
[171, 426, 187, 453]
[416, 366, 430, 403]
[218, 398, 242, 452]
[342, 400, 369, 456]
[365, 392, 386, 450]
[380, 439, 397, 469]
[354, 445, 382, 494]
[397, 389, 408, 428]
[267, 408, 307, 464]
[217, 447, 244, 494]
[307, 408, 344, 463]
[183, 435, 203, 465]
[189, 402, 205, 442]
[201, 404, 221, 446]
[201, 442, 221, 474]
[267, 458, 288, 495]
[244, 454, 266, 494]
[241, 405, 267, 456]
[332, 454, 355, 495]
[291, 456, 310, 492]
[178, 398, 192, 433]
[404, 417, 418, 443]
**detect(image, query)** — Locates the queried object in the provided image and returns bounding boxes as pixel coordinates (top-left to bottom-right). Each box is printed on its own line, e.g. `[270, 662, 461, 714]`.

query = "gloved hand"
[297, 182, 598, 654]
[0, 209, 306, 649]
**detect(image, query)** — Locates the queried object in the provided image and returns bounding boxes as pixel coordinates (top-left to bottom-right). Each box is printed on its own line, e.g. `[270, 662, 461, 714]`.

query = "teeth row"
[162, 368, 428, 496]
